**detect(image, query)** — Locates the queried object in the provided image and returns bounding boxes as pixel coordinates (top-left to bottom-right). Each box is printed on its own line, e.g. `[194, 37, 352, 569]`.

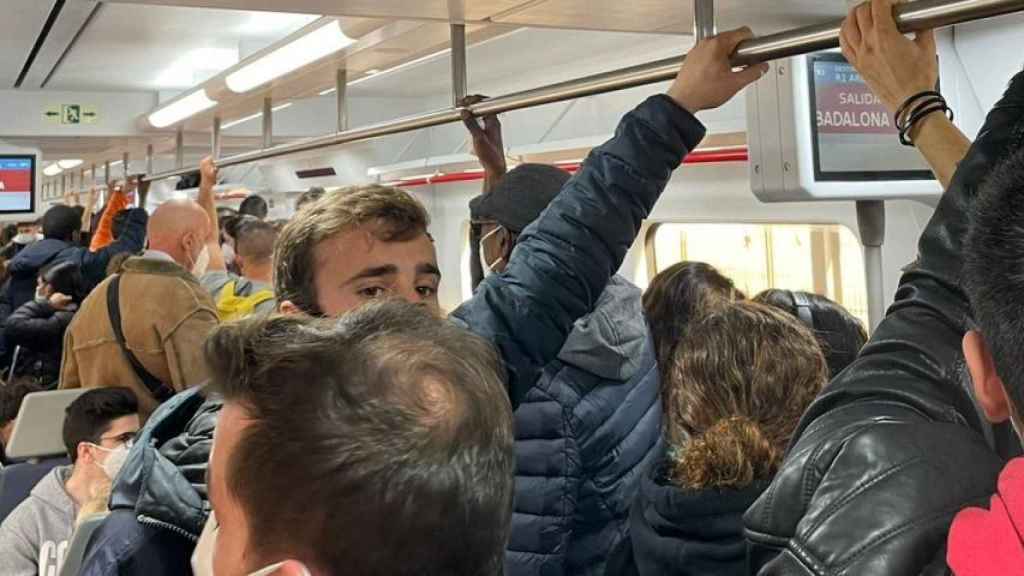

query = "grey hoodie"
[0, 465, 78, 576]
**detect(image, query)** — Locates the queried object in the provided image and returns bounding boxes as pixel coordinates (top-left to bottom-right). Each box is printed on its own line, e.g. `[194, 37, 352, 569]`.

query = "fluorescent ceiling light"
[365, 69, 381, 76]
[226, 21, 355, 93]
[149, 89, 218, 128]
[222, 102, 294, 130]
[319, 87, 336, 96]
[43, 164, 63, 177]
[109, 159, 124, 166]
[57, 159, 83, 170]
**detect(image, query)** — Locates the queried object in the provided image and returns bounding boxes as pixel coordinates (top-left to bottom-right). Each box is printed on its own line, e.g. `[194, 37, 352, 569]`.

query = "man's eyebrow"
[417, 263, 442, 277]
[343, 265, 400, 286]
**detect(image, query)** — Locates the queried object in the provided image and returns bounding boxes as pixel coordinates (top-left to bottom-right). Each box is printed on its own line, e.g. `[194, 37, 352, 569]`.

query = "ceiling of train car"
[0, 1, 59, 88]
[44, 4, 318, 92]
[104, 0, 859, 34]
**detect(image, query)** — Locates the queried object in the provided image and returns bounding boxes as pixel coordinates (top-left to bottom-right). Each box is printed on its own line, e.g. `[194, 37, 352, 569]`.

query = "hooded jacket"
[5, 299, 78, 386]
[615, 459, 771, 576]
[947, 458, 1024, 575]
[742, 66, 1024, 576]
[0, 465, 78, 576]
[501, 276, 661, 576]
[78, 386, 218, 576]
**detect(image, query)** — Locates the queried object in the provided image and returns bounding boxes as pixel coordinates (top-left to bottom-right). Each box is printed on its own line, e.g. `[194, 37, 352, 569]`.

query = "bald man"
[61, 199, 219, 420]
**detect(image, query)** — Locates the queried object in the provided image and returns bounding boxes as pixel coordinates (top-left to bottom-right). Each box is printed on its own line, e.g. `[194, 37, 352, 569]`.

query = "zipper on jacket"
[137, 514, 199, 543]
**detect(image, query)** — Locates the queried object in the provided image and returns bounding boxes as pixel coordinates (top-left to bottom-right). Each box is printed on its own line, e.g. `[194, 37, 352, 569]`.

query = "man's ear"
[964, 330, 1011, 423]
[279, 300, 303, 316]
[275, 561, 311, 576]
[76, 442, 94, 465]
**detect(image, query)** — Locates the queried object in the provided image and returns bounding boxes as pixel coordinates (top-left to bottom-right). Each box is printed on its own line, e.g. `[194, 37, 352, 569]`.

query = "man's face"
[311, 225, 441, 317]
[208, 402, 256, 576]
[84, 414, 140, 477]
[479, 223, 511, 275]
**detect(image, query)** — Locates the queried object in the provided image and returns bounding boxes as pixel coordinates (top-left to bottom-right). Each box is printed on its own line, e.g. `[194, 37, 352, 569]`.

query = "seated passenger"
[745, 1, 1018, 572]
[0, 377, 45, 465]
[643, 261, 744, 377]
[196, 161, 277, 320]
[0, 387, 138, 576]
[619, 302, 826, 575]
[5, 262, 85, 387]
[754, 289, 867, 378]
[238, 194, 268, 221]
[76, 29, 766, 576]
[466, 140, 660, 570]
[61, 199, 219, 420]
[190, 303, 514, 576]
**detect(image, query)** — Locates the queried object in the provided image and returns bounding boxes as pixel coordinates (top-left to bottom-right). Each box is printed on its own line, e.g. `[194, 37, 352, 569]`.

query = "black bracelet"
[899, 102, 954, 146]
[894, 90, 943, 127]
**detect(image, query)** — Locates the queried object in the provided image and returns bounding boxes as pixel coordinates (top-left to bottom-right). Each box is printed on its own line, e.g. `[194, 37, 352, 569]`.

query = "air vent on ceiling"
[296, 167, 337, 179]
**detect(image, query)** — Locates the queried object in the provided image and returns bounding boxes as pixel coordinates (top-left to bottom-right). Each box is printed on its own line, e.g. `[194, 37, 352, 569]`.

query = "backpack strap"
[106, 274, 175, 402]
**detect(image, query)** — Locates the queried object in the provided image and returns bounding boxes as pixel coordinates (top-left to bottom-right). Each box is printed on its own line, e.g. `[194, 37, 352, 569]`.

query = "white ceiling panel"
[101, 0, 528, 22]
[45, 3, 319, 92]
[0, 1, 57, 88]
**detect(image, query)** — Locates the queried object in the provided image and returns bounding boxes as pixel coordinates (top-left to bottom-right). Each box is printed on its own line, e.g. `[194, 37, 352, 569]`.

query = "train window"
[648, 223, 869, 326]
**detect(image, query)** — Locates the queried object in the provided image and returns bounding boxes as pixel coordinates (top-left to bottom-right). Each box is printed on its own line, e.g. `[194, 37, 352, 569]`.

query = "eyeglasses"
[97, 432, 136, 449]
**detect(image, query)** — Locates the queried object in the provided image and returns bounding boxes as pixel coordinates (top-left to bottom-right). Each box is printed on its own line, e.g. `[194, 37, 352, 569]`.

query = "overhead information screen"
[0, 156, 35, 213]
[809, 53, 933, 182]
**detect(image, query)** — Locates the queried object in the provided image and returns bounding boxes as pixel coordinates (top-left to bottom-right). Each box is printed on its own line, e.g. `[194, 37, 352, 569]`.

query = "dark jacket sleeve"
[451, 95, 705, 404]
[744, 69, 1024, 575]
[4, 300, 68, 350]
[80, 208, 148, 287]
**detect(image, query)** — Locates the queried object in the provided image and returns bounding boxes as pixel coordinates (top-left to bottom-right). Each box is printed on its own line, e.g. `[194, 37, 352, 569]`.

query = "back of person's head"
[1, 223, 18, 245]
[111, 209, 131, 241]
[239, 195, 269, 220]
[62, 387, 138, 464]
[965, 148, 1024, 434]
[295, 187, 326, 213]
[41, 260, 85, 303]
[469, 164, 571, 235]
[224, 214, 259, 244]
[234, 219, 278, 266]
[274, 185, 430, 315]
[42, 205, 81, 242]
[147, 199, 210, 269]
[643, 262, 745, 370]
[754, 289, 868, 379]
[665, 301, 827, 490]
[1, 376, 44, 432]
[205, 301, 514, 575]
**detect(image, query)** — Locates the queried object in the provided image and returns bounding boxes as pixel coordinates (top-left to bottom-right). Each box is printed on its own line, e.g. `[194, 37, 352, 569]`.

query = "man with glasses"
[0, 387, 139, 576]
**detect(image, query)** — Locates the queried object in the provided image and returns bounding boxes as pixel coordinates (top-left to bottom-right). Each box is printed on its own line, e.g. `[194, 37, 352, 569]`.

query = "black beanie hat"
[41, 205, 80, 241]
[469, 164, 571, 234]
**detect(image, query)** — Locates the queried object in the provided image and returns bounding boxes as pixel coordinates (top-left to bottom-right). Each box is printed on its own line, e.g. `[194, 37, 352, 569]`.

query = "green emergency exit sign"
[43, 104, 98, 125]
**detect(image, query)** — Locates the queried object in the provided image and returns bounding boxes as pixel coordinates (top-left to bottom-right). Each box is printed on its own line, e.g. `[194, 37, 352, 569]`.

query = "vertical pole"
[693, 0, 716, 41]
[450, 24, 468, 107]
[60, 172, 66, 199]
[176, 126, 184, 170]
[212, 116, 222, 160]
[104, 161, 110, 185]
[146, 144, 154, 175]
[336, 69, 348, 132]
[122, 152, 129, 180]
[857, 200, 886, 332]
[263, 97, 274, 149]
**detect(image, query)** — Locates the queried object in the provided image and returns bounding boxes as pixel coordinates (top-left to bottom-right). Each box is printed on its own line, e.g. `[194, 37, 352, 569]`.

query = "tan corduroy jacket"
[60, 256, 218, 420]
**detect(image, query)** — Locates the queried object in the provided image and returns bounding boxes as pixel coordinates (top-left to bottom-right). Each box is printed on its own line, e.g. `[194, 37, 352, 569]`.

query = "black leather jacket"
[744, 67, 1024, 575]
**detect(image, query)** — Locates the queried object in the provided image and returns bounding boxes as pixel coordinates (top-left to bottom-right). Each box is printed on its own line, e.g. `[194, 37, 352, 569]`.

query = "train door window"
[648, 223, 869, 326]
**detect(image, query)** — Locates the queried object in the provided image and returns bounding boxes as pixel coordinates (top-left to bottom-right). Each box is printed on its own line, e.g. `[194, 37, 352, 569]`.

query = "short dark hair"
[42, 205, 81, 241]
[239, 195, 269, 220]
[206, 302, 514, 575]
[754, 289, 867, 379]
[63, 388, 138, 463]
[111, 209, 131, 241]
[274, 185, 430, 315]
[0, 376, 45, 427]
[234, 220, 278, 264]
[41, 261, 85, 303]
[295, 187, 325, 213]
[966, 148, 1024, 415]
[643, 261, 744, 372]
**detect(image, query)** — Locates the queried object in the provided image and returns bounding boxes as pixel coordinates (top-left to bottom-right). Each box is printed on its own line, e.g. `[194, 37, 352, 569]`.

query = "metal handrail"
[143, 0, 1024, 182]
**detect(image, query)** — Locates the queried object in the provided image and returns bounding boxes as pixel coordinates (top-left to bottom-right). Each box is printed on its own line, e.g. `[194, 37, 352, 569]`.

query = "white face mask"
[192, 513, 311, 576]
[191, 245, 211, 277]
[222, 243, 235, 266]
[90, 442, 131, 480]
[35, 286, 49, 304]
[479, 225, 506, 277]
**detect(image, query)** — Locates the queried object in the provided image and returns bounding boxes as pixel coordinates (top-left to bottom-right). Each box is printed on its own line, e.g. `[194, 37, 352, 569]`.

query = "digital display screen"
[809, 53, 934, 182]
[0, 156, 35, 213]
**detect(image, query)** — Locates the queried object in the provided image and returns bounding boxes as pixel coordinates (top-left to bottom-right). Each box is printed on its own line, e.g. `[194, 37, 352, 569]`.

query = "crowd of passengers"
[0, 1, 1021, 574]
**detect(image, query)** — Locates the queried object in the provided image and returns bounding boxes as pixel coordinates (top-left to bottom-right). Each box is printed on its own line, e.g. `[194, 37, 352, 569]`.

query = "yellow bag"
[216, 280, 275, 321]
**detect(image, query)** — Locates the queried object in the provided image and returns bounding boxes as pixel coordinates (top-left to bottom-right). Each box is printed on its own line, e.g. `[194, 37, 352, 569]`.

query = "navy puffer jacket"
[453, 94, 705, 576]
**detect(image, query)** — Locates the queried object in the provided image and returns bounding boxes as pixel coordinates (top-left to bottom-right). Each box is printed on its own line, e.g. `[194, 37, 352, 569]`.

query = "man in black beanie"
[0, 203, 148, 331]
[464, 106, 662, 576]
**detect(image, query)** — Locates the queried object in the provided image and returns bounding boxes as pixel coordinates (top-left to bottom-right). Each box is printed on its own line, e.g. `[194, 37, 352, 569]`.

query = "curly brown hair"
[665, 301, 827, 490]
